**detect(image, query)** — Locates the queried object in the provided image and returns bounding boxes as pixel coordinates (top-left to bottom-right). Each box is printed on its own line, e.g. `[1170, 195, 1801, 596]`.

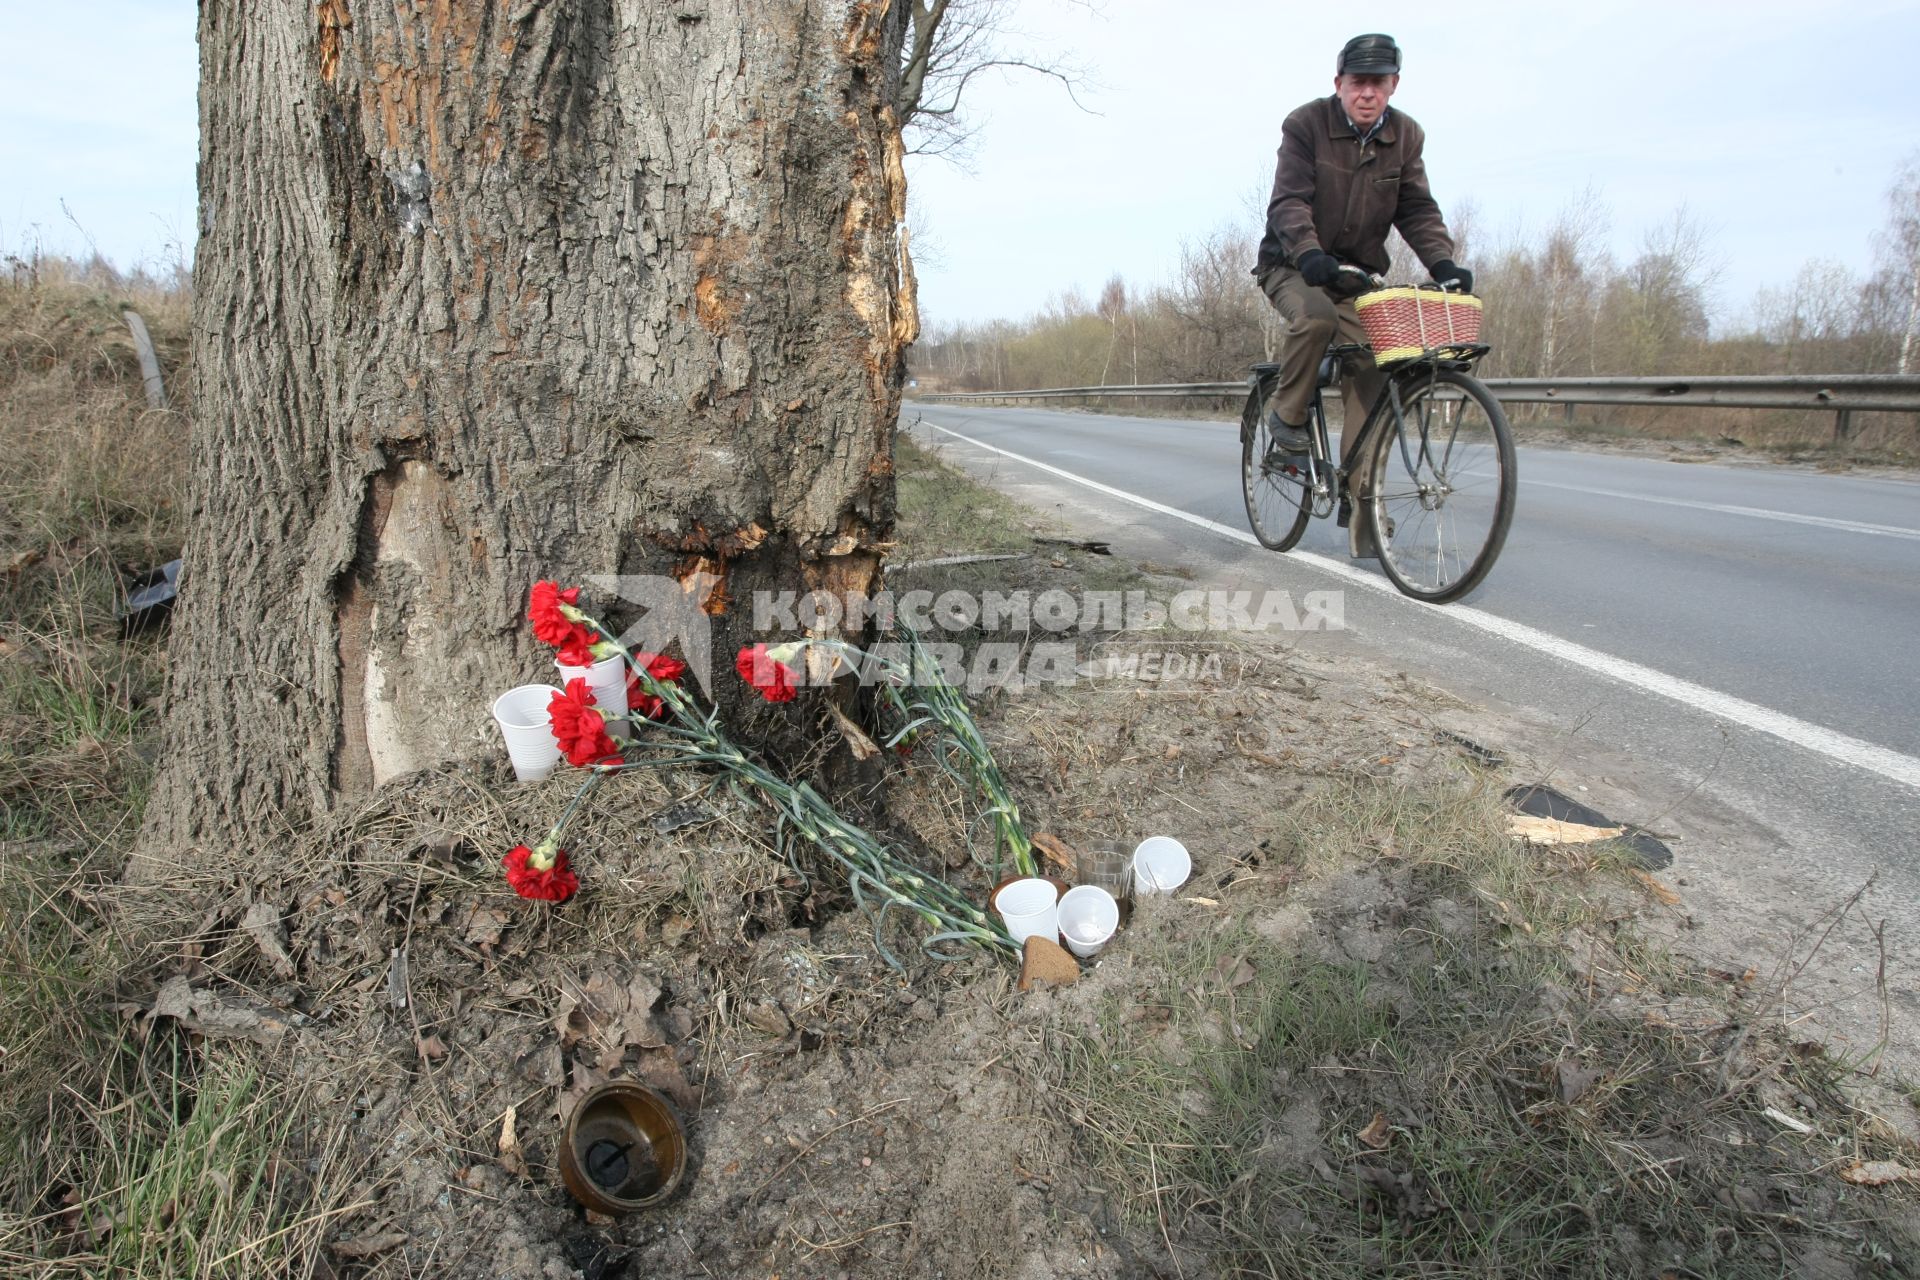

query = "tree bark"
[141, 0, 917, 867]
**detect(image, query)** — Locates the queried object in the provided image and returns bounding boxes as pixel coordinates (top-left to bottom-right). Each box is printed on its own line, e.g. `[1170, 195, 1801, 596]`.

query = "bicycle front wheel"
[1365, 368, 1516, 603]
[1240, 385, 1312, 552]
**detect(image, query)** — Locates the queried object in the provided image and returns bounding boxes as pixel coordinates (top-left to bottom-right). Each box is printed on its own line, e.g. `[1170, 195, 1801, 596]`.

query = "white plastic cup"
[1132, 836, 1192, 894]
[556, 653, 631, 740]
[1057, 885, 1119, 958]
[492, 684, 565, 781]
[993, 877, 1061, 948]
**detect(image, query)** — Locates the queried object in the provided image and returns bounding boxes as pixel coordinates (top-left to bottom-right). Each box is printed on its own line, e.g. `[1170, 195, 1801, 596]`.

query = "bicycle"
[1240, 266, 1516, 604]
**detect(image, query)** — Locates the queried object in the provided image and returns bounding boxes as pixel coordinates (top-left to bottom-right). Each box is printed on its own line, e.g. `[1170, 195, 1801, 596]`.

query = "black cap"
[1338, 33, 1401, 75]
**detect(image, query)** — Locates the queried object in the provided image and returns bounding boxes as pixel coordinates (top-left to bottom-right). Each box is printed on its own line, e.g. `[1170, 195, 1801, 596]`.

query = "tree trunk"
[141, 0, 916, 866]
[1901, 256, 1920, 375]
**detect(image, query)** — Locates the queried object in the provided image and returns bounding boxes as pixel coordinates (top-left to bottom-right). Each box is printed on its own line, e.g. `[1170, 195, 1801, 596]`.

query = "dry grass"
[1039, 779, 1920, 1278]
[0, 253, 188, 557]
[0, 256, 286, 1276]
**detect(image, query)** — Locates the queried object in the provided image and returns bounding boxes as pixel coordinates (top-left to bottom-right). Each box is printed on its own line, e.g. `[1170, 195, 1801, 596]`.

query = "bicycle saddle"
[1319, 343, 1371, 387]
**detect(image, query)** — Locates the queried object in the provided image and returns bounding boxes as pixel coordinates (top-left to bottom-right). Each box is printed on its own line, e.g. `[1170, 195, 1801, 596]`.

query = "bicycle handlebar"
[1332, 264, 1470, 294]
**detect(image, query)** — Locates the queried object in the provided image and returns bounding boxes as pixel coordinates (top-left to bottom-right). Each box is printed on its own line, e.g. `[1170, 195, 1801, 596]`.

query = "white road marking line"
[1517, 476, 1920, 541]
[920, 420, 1920, 793]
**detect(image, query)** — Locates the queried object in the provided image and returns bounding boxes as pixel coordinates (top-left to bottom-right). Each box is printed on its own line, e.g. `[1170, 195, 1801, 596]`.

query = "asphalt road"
[903, 400, 1920, 1055]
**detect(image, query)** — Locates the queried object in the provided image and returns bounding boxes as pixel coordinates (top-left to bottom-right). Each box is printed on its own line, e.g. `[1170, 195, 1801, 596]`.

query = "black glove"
[1296, 250, 1339, 288]
[1430, 260, 1474, 293]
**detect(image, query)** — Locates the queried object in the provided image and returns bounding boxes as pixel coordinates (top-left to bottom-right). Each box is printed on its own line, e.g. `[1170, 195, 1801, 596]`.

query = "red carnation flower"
[548, 678, 621, 766]
[736, 644, 799, 703]
[641, 652, 688, 683]
[528, 580, 584, 647]
[626, 652, 687, 721]
[503, 844, 579, 902]
[555, 627, 603, 669]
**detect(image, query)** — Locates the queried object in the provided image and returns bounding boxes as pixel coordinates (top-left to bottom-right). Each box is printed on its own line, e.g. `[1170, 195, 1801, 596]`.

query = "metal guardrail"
[916, 374, 1920, 442]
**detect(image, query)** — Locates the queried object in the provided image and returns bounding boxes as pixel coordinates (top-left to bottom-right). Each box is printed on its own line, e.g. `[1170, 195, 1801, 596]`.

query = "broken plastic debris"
[117, 559, 182, 636]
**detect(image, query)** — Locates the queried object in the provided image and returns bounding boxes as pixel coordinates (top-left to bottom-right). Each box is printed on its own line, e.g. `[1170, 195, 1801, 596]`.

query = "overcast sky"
[0, 2, 197, 270]
[5, 1, 1918, 333]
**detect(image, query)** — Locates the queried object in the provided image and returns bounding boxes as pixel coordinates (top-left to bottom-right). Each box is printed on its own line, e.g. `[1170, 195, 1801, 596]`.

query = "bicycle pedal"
[1336, 500, 1353, 529]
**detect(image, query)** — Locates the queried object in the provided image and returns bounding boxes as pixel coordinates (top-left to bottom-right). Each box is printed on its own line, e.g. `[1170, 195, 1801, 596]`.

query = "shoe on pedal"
[1263, 410, 1310, 456]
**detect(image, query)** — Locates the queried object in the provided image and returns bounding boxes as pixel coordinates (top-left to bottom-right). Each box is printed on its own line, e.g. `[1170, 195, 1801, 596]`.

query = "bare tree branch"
[896, 0, 1099, 164]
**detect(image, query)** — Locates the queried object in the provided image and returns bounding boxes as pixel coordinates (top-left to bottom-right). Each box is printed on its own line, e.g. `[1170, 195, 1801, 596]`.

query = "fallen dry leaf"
[149, 976, 299, 1045]
[1630, 869, 1683, 906]
[1357, 1111, 1391, 1149]
[560, 1060, 612, 1119]
[744, 1002, 792, 1038]
[1839, 1160, 1918, 1186]
[462, 904, 509, 950]
[637, 1051, 706, 1113]
[419, 835, 465, 866]
[330, 1231, 408, 1259]
[1553, 1058, 1607, 1104]
[415, 1033, 448, 1062]
[498, 1105, 527, 1178]
[1164, 744, 1182, 760]
[1507, 814, 1626, 845]
[1212, 954, 1256, 991]
[1030, 833, 1080, 877]
[240, 902, 296, 979]
[554, 968, 667, 1068]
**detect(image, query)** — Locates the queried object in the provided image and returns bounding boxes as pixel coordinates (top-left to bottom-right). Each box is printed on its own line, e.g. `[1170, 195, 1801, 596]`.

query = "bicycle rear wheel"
[1240, 385, 1312, 552]
[1365, 368, 1515, 603]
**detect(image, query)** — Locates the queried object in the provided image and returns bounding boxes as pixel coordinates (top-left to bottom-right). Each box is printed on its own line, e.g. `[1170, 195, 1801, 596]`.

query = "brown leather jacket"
[1254, 95, 1455, 279]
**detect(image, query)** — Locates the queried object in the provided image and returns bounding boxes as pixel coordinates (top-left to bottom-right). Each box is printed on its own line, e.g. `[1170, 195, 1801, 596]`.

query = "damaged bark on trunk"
[141, 0, 918, 867]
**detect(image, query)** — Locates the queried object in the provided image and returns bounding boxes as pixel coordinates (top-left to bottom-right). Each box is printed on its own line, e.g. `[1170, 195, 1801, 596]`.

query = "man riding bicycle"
[1252, 32, 1473, 559]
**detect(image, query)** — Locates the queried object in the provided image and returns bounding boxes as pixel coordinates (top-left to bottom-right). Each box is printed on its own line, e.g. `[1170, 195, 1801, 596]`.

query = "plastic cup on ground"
[992, 877, 1061, 947]
[557, 653, 631, 740]
[1057, 885, 1119, 958]
[1132, 836, 1191, 895]
[492, 684, 564, 781]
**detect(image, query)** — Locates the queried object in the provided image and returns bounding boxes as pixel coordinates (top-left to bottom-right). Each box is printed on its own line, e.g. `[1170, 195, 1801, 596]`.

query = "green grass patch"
[894, 432, 1048, 559]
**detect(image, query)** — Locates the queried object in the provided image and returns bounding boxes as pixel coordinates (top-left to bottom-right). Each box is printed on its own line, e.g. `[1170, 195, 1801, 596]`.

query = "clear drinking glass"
[1078, 846, 1134, 926]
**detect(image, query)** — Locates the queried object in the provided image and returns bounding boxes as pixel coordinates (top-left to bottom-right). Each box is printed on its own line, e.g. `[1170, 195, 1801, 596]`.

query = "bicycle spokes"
[1368, 368, 1516, 603]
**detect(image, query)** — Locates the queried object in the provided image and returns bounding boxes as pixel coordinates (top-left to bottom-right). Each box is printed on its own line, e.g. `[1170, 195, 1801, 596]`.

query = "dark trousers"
[1256, 265, 1387, 482]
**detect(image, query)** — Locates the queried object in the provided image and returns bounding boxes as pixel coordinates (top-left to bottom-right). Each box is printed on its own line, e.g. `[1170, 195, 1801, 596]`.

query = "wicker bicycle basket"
[1353, 287, 1483, 366]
